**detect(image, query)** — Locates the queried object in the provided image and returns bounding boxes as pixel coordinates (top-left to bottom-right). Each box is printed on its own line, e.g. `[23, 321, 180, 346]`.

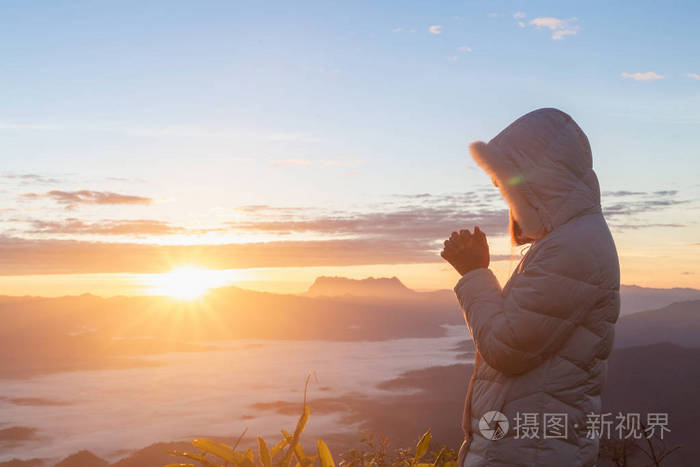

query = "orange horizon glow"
[0, 252, 697, 299]
[140, 266, 243, 300]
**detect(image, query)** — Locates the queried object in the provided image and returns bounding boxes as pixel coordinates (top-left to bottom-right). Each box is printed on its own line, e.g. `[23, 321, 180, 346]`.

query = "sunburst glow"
[144, 267, 236, 300]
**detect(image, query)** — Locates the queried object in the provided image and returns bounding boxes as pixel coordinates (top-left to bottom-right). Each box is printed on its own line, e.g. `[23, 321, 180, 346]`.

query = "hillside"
[3, 277, 700, 379]
[619, 284, 700, 316]
[614, 299, 700, 348]
[0, 282, 462, 379]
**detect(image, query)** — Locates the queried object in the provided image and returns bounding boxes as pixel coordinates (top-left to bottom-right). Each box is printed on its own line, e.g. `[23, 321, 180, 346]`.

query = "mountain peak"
[305, 276, 413, 298]
[53, 450, 108, 467]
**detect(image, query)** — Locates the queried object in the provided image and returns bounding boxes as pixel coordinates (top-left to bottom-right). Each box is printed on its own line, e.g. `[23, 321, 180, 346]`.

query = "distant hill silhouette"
[305, 276, 413, 298]
[2, 277, 699, 379]
[614, 299, 700, 348]
[302, 277, 700, 315]
[619, 284, 700, 315]
[0, 280, 461, 379]
[53, 450, 108, 467]
[0, 459, 43, 467]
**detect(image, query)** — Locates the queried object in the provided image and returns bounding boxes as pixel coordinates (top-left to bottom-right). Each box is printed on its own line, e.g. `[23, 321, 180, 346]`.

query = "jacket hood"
[469, 108, 601, 241]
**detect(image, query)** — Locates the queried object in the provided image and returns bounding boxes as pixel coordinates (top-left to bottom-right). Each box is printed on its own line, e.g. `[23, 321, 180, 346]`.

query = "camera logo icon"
[479, 410, 509, 440]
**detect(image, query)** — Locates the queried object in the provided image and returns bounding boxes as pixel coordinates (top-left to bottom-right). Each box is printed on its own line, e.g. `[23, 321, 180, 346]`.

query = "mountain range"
[1, 276, 698, 466]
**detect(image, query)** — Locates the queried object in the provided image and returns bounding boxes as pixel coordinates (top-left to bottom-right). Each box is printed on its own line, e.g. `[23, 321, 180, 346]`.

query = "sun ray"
[143, 266, 236, 300]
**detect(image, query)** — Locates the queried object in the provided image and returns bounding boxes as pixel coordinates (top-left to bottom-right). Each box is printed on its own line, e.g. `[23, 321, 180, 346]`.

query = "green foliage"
[337, 431, 457, 467]
[166, 376, 458, 467]
[317, 440, 334, 467]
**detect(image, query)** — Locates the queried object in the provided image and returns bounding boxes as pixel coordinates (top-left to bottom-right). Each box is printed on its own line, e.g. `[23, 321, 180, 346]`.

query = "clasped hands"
[440, 226, 490, 276]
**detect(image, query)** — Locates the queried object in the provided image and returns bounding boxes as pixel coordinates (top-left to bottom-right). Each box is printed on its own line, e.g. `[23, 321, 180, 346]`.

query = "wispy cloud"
[21, 190, 153, 208]
[602, 189, 689, 230]
[0, 185, 693, 274]
[457, 45, 472, 52]
[685, 73, 700, 80]
[27, 219, 190, 236]
[621, 71, 664, 81]
[513, 12, 526, 19]
[226, 191, 509, 241]
[268, 159, 311, 167]
[428, 25, 442, 35]
[610, 223, 684, 230]
[530, 17, 580, 40]
[0, 190, 512, 274]
[0, 236, 453, 275]
[602, 190, 645, 197]
[1, 173, 62, 185]
[392, 27, 404, 33]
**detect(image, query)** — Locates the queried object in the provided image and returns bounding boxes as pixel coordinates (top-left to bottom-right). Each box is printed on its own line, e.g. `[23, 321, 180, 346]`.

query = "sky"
[1, 0, 699, 296]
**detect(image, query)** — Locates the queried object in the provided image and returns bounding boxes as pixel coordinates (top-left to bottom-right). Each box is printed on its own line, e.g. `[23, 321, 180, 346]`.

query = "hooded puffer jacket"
[455, 108, 620, 467]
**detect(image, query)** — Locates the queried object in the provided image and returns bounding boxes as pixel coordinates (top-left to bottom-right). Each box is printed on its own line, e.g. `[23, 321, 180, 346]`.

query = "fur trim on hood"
[469, 108, 601, 242]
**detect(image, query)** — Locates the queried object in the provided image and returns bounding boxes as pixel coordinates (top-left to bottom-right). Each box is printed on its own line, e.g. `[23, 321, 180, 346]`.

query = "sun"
[145, 267, 233, 300]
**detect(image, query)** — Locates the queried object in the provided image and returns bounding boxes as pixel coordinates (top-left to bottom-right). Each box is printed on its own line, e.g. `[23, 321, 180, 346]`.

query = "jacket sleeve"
[454, 240, 601, 376]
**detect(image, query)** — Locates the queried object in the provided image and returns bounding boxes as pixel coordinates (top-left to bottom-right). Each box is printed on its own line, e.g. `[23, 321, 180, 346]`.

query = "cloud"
[0, 232, 513, 275]
[513, 12, 526, 19]
[2, 189, 512, 274]
[105, 176, 148, 183]
[21, 190, 153, 208]
[0, 236, 464, 275]
[226, 192, 510, 242]
[529, 17, 580, 40]
[685, 73, 700, 80]
[602, 190, 689, 230]
[651, 190, 678, 196]
[234, 204, 305, 215]
[530, 17, 566, 29]
[602, 190, 646, 197]
[621, 72, 664, 81]
[268, 159, 311, 167]
[1, 173, 61, 184]
[457, 46, 472, 52]
[552, 29, 578, 40]
[26, 219, 191, 236]
[610, 223, 684, 230]
[392, 27, 404, 33]
[518, 21, 526, 28]
[2, 186, 691, 274]
[428, 25, 442, 35]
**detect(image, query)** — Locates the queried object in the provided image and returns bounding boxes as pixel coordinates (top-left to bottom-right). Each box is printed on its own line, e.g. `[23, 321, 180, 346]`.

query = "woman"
[441, 108, 620, 467]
